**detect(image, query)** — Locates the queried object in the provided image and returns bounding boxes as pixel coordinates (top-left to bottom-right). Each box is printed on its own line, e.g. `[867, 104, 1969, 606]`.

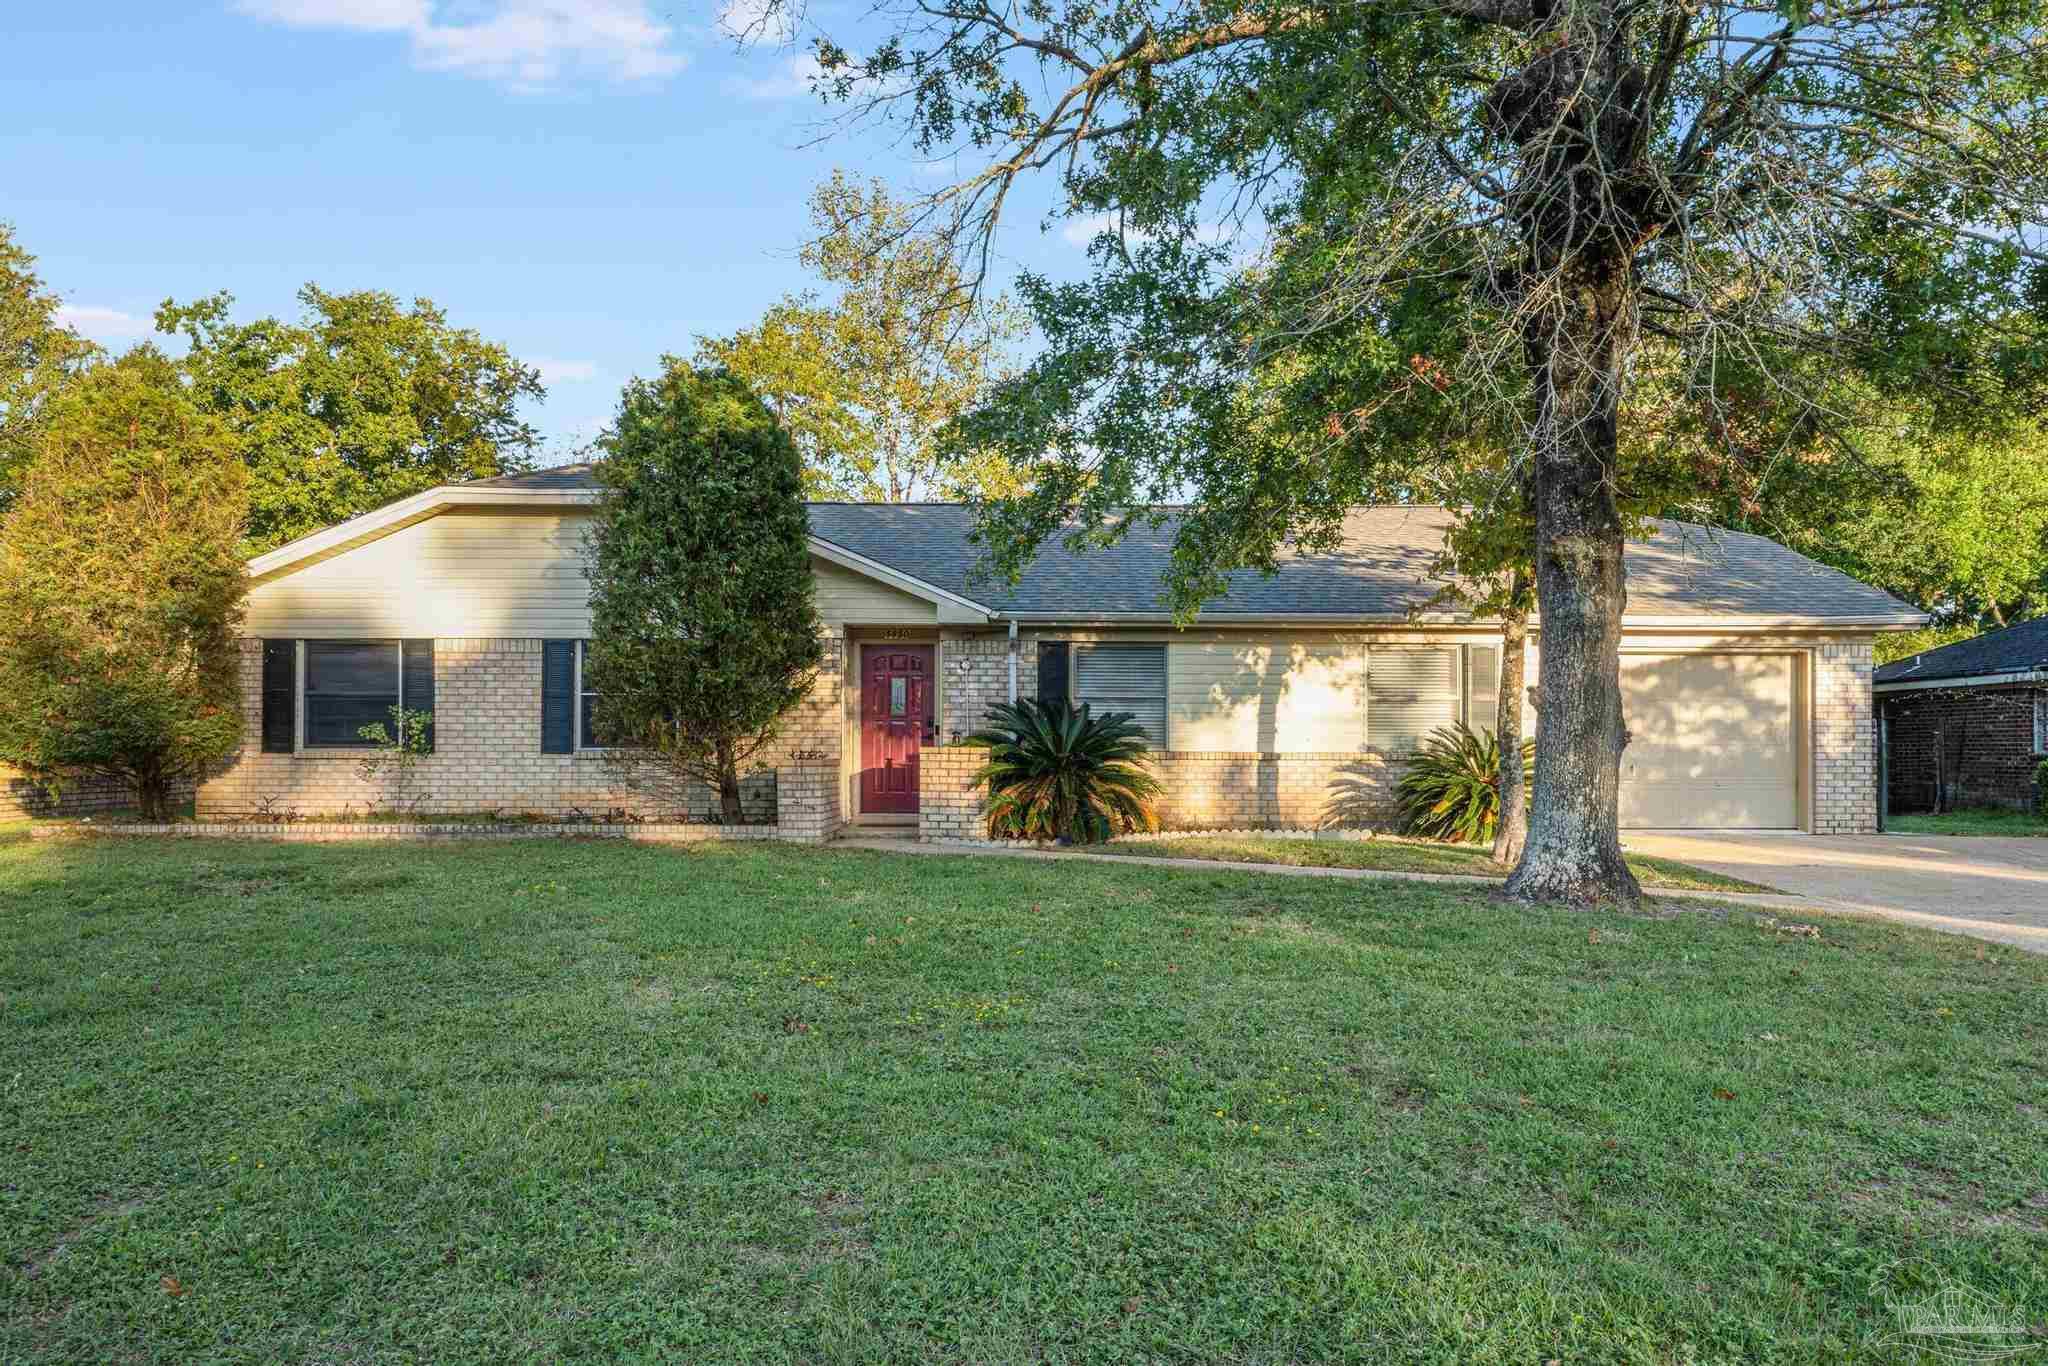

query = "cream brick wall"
[1149, 752, 1396, 830]
[200, 636, 845, 826]
[917, 746, 989, 841]
[1812, 640, 1877, 834]
[938, 631, 1039, 739]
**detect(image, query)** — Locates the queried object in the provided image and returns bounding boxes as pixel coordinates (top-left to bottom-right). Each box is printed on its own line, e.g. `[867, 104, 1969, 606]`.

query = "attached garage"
[1619, 653, 1799, 829]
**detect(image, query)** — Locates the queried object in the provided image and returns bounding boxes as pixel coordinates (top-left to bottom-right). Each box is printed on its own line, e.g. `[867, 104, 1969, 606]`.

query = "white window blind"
[2036, 694, 2047, 754]
[1367, 648, 1459, 755]
[1465, 644, 1501, 734]
[1074, 644, 1167, 747]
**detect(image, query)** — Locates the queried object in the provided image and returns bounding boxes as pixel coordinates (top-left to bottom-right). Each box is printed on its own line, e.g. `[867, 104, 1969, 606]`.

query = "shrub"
[355, 706, 435, 819]
[583, 363, 824, 823]
[2034, 758, 2048, 820]
[0, 350, 248, 820]
[968, 698, 1161, 843]
[1395, 722, 1534, 845]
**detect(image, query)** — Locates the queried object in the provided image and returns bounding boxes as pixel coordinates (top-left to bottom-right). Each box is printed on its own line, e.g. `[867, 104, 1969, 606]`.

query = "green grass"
[3, 836, 2043, 1362]
[1888, 807, 2048, 838]
[1083, 833, 1778, 893]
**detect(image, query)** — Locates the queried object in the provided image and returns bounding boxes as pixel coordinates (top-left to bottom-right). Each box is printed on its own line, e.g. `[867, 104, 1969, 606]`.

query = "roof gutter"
[1874, 667, 2048, 694]
[996, 611, 1930, 629]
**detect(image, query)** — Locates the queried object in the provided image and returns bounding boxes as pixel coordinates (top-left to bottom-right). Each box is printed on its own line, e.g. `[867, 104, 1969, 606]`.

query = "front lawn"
[1084, 832, 1777, 893]
[3, 835, 2042, 1362]
[1888, 807, 2048, 838]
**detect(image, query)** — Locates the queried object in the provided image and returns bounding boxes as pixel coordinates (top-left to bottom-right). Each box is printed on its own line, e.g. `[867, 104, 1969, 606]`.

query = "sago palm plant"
[1394, 721, 1535, 844]
[968, 698, 1162, 843]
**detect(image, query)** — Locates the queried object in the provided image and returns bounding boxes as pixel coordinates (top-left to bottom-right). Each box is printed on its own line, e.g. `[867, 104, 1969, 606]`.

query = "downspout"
[1006, 618, 1018, 703]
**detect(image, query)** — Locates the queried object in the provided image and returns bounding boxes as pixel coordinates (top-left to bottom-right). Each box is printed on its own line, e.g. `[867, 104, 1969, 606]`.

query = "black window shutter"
[402, 639, 436, 752]
[1037, 641, 1070, 706]
[261, 640, 295, 753]
[541, 639, 575, 754]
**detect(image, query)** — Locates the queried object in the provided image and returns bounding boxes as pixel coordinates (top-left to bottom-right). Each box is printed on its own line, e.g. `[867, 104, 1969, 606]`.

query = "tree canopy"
[698, 172, 1029, 501]
[159, 285, 544, 551]
[0, 224, 94, 511]
[583, 363, 825, 823]
[0, 349, 249, 819]
[796, 0, 2048, 902]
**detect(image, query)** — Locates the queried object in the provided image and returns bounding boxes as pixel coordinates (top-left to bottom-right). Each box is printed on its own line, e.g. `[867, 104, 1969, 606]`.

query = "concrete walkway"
[1622, 831, 2048, 953]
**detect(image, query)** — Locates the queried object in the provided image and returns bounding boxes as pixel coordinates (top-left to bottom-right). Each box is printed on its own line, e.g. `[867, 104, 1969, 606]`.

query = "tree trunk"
[135, 770, 172, 823]
[1502, 264, 1642, 908]
[715, 740, 744, 824]
[1490, 583, 1530, 867]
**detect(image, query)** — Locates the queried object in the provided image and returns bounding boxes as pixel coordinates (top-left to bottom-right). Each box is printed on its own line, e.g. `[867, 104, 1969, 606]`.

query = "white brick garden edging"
[32, 821, 791, 844]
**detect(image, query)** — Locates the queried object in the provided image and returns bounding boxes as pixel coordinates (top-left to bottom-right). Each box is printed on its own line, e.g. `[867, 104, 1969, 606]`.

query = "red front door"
[860, 645, 934, 815]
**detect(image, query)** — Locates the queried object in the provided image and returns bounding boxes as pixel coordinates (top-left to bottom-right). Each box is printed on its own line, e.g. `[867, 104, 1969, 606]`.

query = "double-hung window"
[304, 641, 403, 748]
[1073, 643, 1168, 747]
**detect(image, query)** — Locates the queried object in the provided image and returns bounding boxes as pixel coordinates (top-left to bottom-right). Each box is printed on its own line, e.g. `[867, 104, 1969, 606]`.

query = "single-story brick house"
[1875, 618, 2048, 813]
[200, 465, 1925, 834]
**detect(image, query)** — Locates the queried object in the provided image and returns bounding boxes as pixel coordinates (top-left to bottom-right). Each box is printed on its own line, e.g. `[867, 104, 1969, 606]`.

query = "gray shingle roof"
[469, 464, 1924, 623]
[1875, 617, 2048, 684]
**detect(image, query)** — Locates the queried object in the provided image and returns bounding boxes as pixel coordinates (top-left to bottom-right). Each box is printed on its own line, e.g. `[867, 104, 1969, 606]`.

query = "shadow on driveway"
[1621, 832, 2048, 953]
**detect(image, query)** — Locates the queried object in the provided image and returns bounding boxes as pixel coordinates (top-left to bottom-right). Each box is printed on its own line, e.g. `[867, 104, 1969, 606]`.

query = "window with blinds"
[1366, 648, 1459, 755]
[1464, 644, 1501, 734]
[1074, 644, 1167, 747]
[304, 641, 401, 748]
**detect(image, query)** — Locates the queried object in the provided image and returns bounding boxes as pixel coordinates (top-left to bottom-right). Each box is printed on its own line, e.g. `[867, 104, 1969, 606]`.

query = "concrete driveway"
[1621, 831, 2048, 952]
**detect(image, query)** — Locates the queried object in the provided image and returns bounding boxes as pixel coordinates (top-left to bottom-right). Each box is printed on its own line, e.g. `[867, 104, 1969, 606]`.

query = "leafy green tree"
[0, 224, 94, 510]
[158, 286, 544, 551]
[801, 0, 2047, 904]
[584, 363, 825, 823]
[698, 172, 1028, 501]
[0, 350, 248, 819]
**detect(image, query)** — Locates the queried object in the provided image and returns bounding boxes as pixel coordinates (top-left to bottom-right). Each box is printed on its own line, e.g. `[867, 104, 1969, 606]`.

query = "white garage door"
[1619, 653, 1798, 829]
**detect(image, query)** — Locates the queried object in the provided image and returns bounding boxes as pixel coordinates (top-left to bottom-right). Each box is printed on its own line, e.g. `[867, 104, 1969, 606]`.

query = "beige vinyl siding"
[244, 508, 937, 637]
[1167, 640, 1369, 753]
[812, 560, 937, 625]
[245, 509, 595, 638]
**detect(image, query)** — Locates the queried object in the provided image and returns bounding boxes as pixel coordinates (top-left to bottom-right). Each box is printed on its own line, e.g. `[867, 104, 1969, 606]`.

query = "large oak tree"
[788, 0, 2047, 903]
[159, 286, 544, 552]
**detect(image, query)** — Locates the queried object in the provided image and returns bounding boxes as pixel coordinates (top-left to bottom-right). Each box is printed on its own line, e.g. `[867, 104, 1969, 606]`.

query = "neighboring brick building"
[203, 467, 1924, 835]
[1876, 619, 2048, 814]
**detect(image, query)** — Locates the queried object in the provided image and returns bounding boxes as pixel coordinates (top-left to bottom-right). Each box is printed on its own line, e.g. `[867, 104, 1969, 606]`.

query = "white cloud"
[235, 0, 685, 90]
[237, 0, 426, 30]
[726, 52, 821, 100]
[716, 0, 794, 45]
[54, 304, 154, 341]
[532, 357, 598, 385]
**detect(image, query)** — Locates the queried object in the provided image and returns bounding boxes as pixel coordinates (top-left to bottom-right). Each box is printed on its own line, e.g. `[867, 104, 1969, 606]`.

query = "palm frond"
[966, 698, 1161, 843]
[1394, 722, 1534, 845]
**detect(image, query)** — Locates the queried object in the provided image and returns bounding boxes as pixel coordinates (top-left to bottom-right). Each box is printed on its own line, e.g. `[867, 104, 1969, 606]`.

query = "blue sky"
[5, 1, 1092, 461]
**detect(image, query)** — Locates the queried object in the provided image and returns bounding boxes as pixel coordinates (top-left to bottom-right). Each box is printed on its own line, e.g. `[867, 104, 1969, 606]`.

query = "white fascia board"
[1874, 668, 2048, 694]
